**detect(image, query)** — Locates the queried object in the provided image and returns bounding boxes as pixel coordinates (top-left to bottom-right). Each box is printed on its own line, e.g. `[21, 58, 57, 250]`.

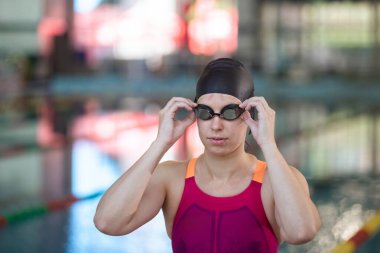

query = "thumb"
[241, 111, 255, 127]
[181, 111, 196, 128]
[241, 111, 258, 139]
[180, 113, 195, 131]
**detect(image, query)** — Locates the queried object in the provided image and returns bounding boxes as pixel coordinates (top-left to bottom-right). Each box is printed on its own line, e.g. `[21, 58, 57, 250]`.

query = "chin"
[204, 143, 241, 157]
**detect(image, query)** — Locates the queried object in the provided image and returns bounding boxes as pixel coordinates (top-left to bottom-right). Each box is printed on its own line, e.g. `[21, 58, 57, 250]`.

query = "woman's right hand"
[155, 97, 197, 147]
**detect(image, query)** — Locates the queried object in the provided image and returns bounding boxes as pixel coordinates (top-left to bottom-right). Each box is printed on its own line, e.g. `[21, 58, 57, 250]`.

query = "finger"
[241, 110, 253, 122]
[241, 100, 255, 111]
[242, 101, 266, 118]
[242, 99, 271, 118]
[251, 97, 273, 115]
[239, 99, 251, 110]
[239, 98, 258, 110]
[167, 102, 194, 118]
[162, 98, 177, 112]
[239, 99, 250, 108]
[241, 111, 258, 131]
[256, 97, 270, 108]
[182, 111, 196, 126]
[163, 99, 195, 116]
[186, 98, 197, 107]
[253, 102, 267, 120]
[163, 97, 196, 112]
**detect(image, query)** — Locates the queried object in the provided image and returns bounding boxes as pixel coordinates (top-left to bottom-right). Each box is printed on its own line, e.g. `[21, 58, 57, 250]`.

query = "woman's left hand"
[239, 97, 276, 149]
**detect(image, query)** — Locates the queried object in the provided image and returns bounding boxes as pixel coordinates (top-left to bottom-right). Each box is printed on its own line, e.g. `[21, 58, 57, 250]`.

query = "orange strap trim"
[252, 160, 267, 183]
[185, 158, 196, 178]
[186, 158, 267, 181]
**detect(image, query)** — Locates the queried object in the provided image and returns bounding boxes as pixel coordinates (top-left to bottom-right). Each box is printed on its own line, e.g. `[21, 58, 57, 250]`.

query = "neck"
[200, 146, 255, 181]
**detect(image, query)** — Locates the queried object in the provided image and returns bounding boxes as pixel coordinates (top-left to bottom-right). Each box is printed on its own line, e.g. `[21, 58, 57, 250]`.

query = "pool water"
[0, 177, 379, 253]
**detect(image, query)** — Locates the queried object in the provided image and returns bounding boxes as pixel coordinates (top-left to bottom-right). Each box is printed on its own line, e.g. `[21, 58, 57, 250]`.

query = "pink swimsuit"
[171, 158, 279, 253]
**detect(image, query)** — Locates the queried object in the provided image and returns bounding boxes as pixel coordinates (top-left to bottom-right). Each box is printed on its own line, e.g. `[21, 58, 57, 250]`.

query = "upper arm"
[122, 161, 173, 234]
[274, 166, 311, 243]
[291, 166, 310, 196]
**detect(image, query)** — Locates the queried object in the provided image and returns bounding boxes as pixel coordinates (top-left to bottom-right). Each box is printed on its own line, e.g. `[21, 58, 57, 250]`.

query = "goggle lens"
[197, 108, 213, 120]
[195, 104, 244, 121]
[223, 108, 240, 120]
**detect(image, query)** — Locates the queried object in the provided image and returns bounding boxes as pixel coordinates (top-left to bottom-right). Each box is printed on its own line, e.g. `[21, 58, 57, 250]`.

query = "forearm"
[261, 143, 320, 240]
[94, 139, 169, 227]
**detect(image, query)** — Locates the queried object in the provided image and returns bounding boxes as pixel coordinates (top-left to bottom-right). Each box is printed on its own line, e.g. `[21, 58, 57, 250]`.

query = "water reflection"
[280, 177, 379, 253]
[0, 176, 378, 253]
[67, 197, 171, 253]
[62, 176, 380, 253]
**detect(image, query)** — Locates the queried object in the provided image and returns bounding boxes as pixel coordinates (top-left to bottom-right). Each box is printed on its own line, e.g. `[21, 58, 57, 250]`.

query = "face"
[196, 93, 248, 156]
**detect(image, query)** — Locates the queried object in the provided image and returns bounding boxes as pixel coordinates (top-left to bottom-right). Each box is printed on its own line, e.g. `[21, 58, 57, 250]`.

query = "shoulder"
[289, 166, 311, 196]
[262, 164, 310, 196]
[260, 164, 310, 201]
[156, 160, 188, 172]
[157, 160, 190, 217]
[154, 160, 189, 186]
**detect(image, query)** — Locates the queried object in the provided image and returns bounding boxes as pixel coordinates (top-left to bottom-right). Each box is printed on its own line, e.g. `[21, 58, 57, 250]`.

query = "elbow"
[286, 222, 321, 245]
[285, 231, 316, 245]
[93, 214, 129, 236]
[293, 230, 318, 244]
[93, 214, 112, 235]
[286, 208, 322, 244]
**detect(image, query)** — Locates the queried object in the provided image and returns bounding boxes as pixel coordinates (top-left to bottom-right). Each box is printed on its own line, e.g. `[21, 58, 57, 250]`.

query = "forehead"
[197, 93, 241, 107]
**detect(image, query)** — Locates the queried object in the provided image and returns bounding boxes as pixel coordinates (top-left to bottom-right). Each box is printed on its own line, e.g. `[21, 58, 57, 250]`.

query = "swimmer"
[94, 58, 321, 252]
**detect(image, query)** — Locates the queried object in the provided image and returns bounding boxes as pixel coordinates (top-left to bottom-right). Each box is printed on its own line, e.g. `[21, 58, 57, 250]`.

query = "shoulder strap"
[252, 160, 267, 183]
[186, 158, 266, 181]
[185, 158, 196, 178]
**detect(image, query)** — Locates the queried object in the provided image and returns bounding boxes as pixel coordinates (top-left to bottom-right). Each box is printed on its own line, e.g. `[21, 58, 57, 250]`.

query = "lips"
[207, 137, 228, 145]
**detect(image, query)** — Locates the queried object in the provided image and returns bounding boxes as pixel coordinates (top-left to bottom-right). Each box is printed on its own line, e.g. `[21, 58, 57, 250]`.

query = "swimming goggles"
[194, 104, 245, 121]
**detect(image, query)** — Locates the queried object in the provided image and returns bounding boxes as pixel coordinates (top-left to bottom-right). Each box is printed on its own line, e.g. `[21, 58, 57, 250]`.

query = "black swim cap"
[195, 58, 254, 102]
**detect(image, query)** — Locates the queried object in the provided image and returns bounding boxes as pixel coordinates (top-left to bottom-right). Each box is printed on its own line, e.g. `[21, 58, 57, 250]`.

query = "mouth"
[207, 137, 228, 145]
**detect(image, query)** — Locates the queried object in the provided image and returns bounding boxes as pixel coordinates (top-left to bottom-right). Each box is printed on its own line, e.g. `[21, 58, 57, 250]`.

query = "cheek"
[196, 120, 247, 138]
[228, 123, 247, 139]
[196, 121, 208, 139]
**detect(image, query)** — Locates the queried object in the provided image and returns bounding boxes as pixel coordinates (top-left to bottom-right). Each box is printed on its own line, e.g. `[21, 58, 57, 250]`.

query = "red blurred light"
[73, 4, 186, 60]
[38, 18, 67, 55]
[187, 0, 238, 55]
[38, 18, 66, 37]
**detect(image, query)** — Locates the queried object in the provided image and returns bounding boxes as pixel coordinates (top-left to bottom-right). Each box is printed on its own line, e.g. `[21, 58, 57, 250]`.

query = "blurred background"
[0, 0, 379, 252]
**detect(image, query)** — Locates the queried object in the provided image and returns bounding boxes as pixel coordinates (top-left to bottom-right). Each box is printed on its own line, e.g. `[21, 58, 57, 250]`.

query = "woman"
[94, 58, 321, 252]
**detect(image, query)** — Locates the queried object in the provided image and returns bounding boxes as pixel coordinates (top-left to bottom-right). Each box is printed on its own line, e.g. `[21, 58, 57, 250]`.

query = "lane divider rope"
[0, 191, 103, 228]
[331, 211, 380, 253]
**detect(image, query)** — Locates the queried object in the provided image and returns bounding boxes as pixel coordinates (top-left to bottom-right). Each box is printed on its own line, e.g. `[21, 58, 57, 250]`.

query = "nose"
[210, 115, 224, 131]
